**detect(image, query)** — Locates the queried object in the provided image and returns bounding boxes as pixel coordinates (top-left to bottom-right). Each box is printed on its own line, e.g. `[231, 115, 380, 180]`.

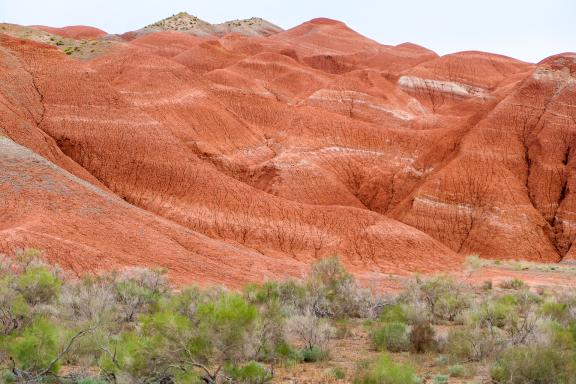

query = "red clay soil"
[30, 25, 108, 39]
[0, 18, 575, 286]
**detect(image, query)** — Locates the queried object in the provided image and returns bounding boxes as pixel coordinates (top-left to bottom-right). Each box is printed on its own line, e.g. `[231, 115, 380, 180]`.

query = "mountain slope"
[1, 18, 575, 285]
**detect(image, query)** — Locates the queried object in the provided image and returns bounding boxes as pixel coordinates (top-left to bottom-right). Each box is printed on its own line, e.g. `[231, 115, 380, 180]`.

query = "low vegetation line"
[0, 249, 575, 383]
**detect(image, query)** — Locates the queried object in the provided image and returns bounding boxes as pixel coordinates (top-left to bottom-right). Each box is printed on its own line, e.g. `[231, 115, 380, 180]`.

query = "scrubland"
[1, 250, 575, 383]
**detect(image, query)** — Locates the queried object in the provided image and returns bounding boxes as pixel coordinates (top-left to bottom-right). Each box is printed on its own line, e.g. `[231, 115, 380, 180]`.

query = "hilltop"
[133, 12, 283, 37]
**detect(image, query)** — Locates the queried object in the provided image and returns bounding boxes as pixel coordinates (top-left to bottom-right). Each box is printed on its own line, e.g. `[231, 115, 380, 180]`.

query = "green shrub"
[353, 354, 421, 384]
[244, 282, 282, 305]
[402, 276, 469, 322]
[540, 301, 569, 323]
[491, 346, 576, 384]
[433, 375, 448, 384]
[114, 271, 166, 322]
[277, 279, 308, 311]
[0, 372, 17, 383]
[1, 318, 65, 374]
[445, 327, 502, 362]
[17, 266, 61, 305]
[472, 300, 515, 329]
[300, 346, 328, 362]
[75, 379, 108, 384]
[104, 290, 261, 382]
[196, 293, 259, 360]
[225, 361, 272, 383]
[329, 367, 346, 380]
[306, 256, 371, 318]
[0, 277, 31, 335]
[371, 321, 409, 352]
[245, 285, 291, 363]
[448, 364, 466, 377]
[273, 341, 301, 363]
[436, 293, 469, 322]
[379, 304, 406, 323]
[99, 331, 161, 379]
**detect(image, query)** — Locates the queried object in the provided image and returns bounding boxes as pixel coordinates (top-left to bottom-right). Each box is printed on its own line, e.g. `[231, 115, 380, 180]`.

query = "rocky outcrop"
[126, 13, 283, 39]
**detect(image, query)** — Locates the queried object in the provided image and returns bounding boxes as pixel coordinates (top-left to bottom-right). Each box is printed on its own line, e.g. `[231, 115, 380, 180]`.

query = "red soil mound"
[1, 19, 575, 285]
[30, 25, 107, 39]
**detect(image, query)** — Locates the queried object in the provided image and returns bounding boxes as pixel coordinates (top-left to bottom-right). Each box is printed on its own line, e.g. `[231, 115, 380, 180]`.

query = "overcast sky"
[1, 0, 574, 63]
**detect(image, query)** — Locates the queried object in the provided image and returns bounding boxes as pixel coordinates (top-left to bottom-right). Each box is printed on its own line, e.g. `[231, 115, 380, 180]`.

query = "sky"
[1, 0, 574, 63]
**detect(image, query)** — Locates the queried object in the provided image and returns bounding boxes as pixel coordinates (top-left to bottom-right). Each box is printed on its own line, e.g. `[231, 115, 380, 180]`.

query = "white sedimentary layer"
[398, 76, 488, 98]
[307, 89, 414, 120]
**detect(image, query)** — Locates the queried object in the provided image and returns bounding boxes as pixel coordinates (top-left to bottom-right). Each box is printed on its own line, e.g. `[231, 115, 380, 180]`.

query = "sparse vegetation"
[371, 321, 409, 352]
[448, 364, 466, 377]
[353, 354, 421, 384]
[0, 249, 575, 383]
[329, 366, 346, 380]
[499, 278, 527, 290]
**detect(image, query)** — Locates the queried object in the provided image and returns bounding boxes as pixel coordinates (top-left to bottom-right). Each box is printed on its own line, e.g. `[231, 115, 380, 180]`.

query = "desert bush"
[540, 301, 570, 323]
[465, 254, 484, 269]
[196, 293, 260, 363]
[75, 379, 108, 384]
[328, 366, 346, 380]
[242, 282, 291, 363]
[334, 318, 352, 339]
[379, 304, 406, 323]
[504, 309, 540, 346]
[300, 346, 328, 362]
[225, 361, 273, 383]
[445, 327, 503, 362]
[288, 311, 334, 358]
[471, 292, 543, 347]
[433, 375, 448, 384]
[472, 298, 515, 329]
[99, 292, 263, 382]
[16, 265, 62, 306]
[306, 256, 374, 318]
[1, 318, 64, 375]
[448, 364, 466, 377]
[353, 354, 421, 384]
[0, 319, 93, 381]
[58, 276, 117, 325]
[6, 248, 576, 383]
[491, 345, 576, 384]
[276, 280, 309, 312]
[371, 321, 409, 352]
[401, 276, 469, 323]
[409, 321, 436, 353]
[167, 286, 211, 320]
[0, 276, 31, 335]
[499, 279, 526, 290]
[113, 268, 168, 322]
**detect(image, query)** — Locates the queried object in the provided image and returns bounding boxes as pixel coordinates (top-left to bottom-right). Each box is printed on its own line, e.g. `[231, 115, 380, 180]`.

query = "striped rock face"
[0, 17, 575, 286]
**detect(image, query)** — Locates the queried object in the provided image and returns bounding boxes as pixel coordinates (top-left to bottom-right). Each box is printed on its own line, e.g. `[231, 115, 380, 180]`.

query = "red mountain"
[1, 16, 575, 285]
